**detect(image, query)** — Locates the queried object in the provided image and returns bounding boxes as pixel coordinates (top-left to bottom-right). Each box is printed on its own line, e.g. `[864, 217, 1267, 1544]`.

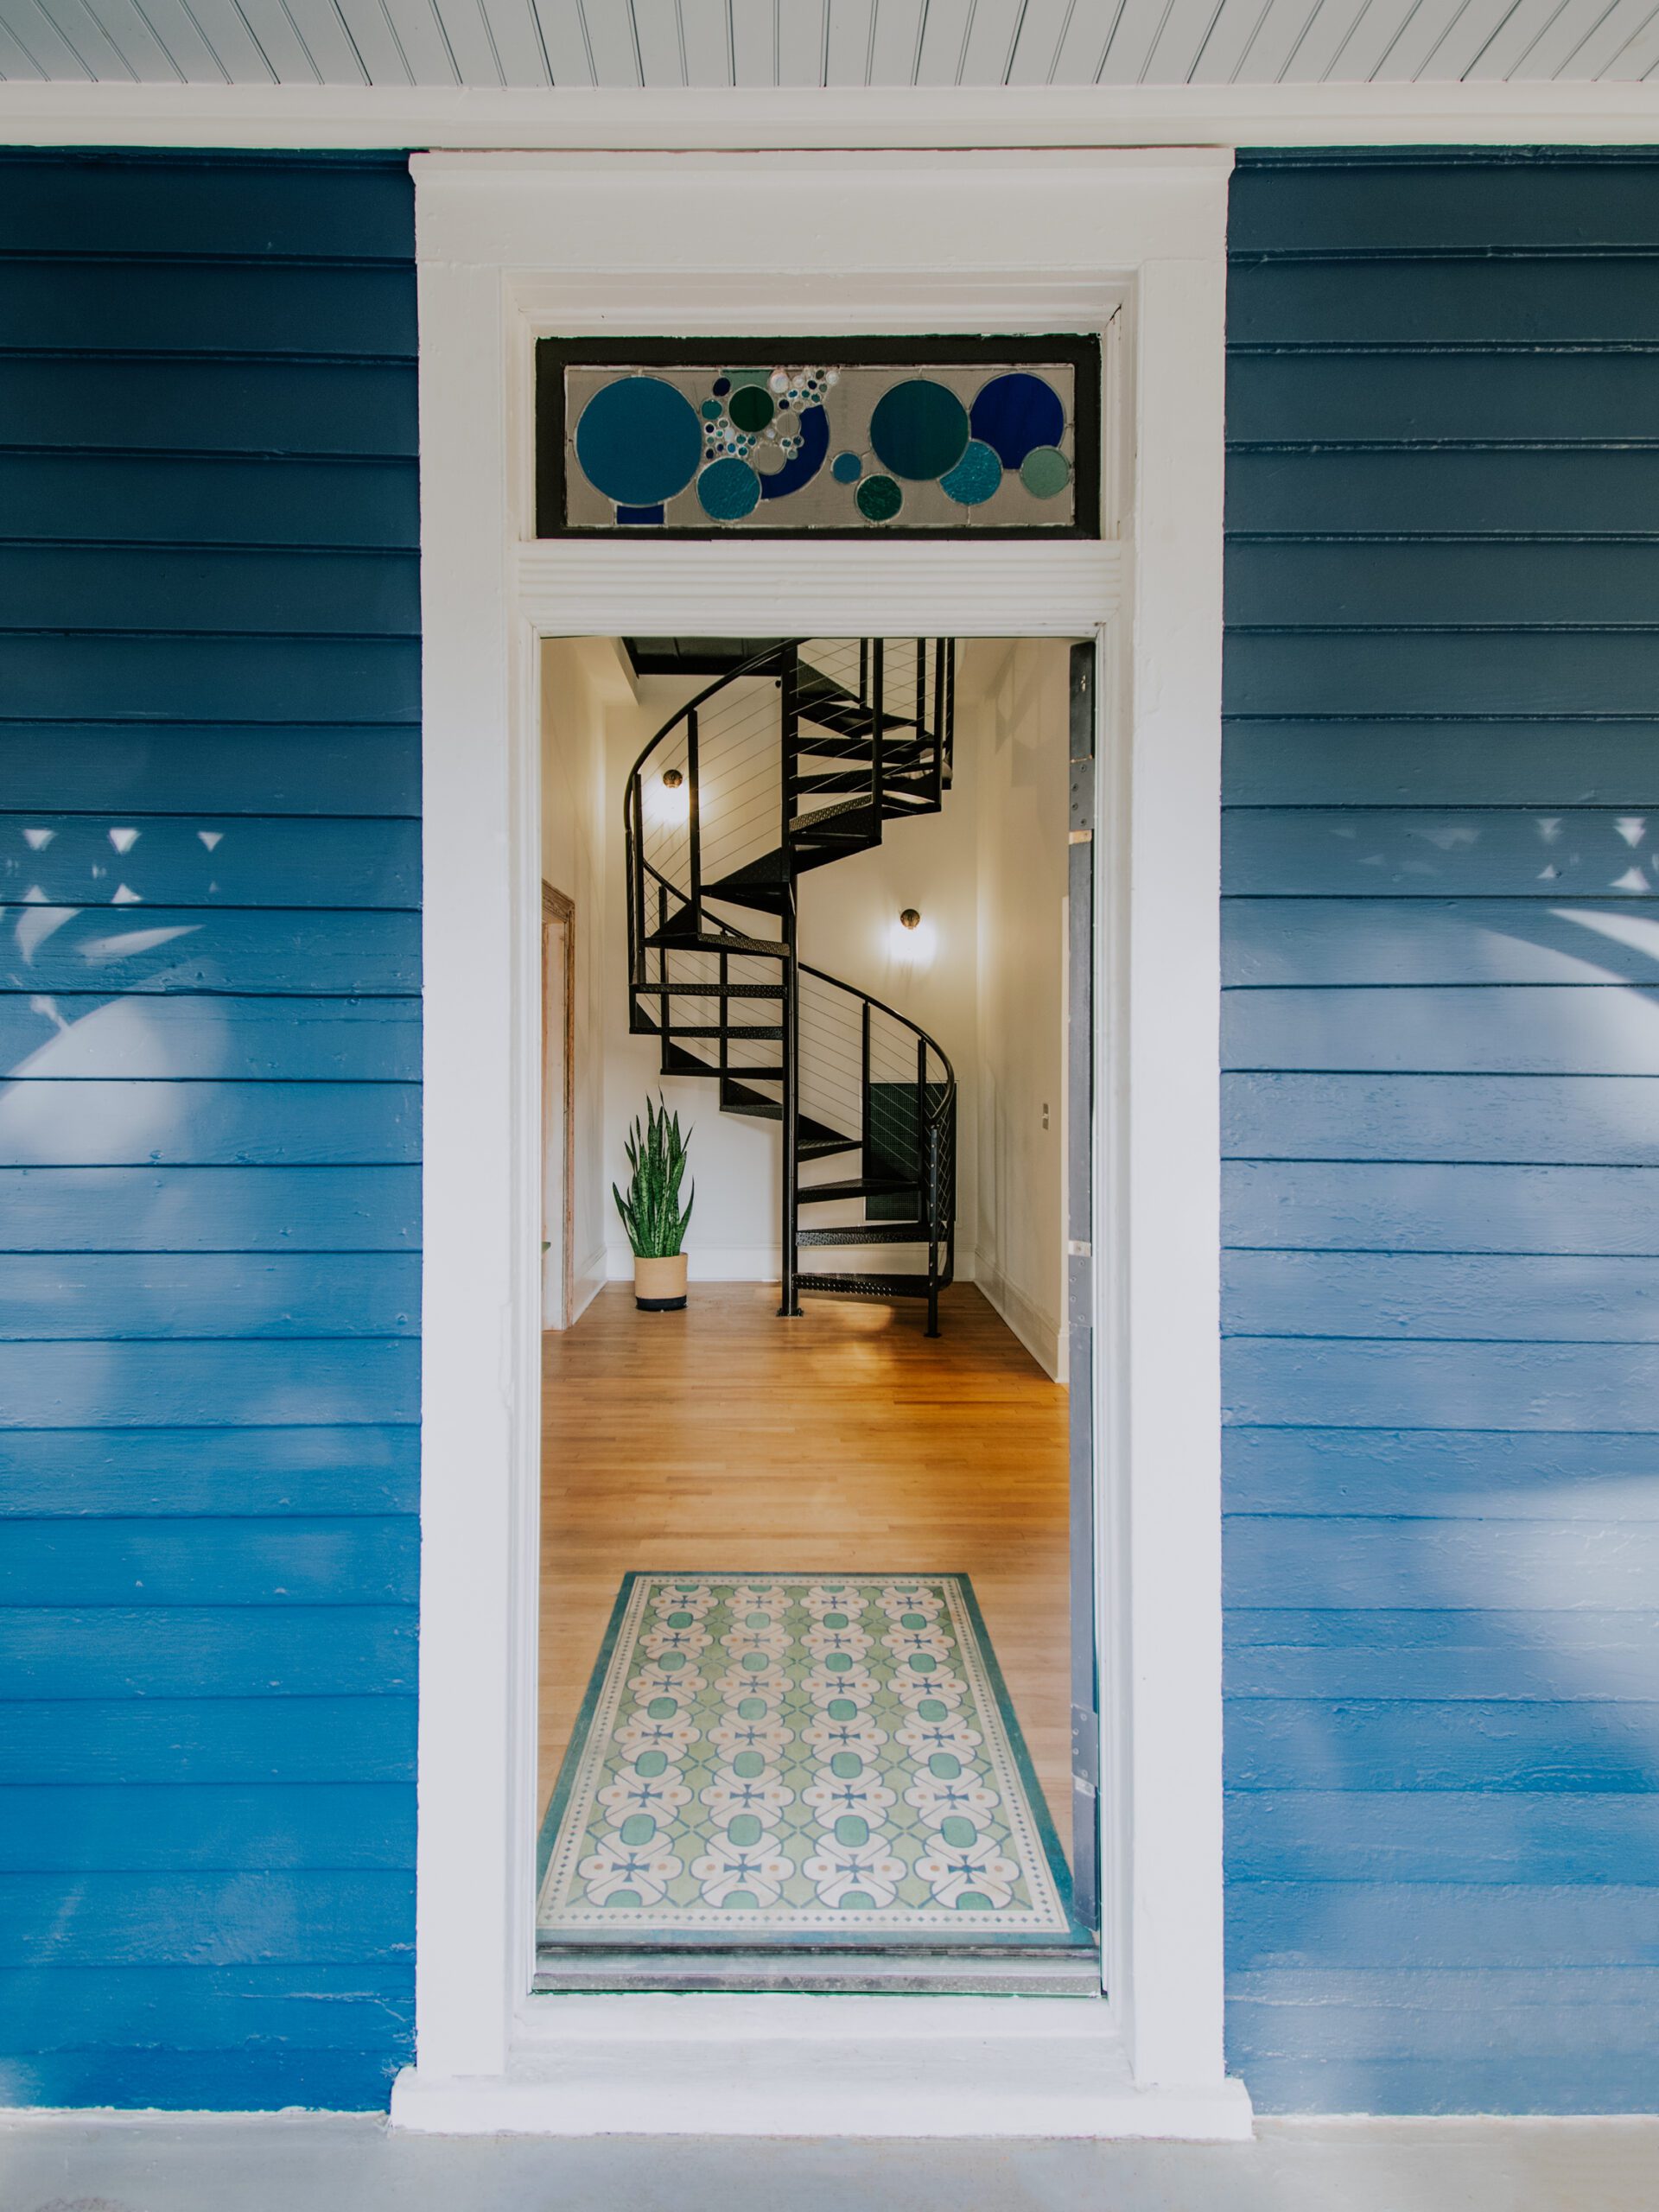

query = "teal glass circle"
[696, 456, 761, 521]
[835, 1815, 869, 1847]
[828, 1697, 858, 1720]
[929, 1752, 961, 1779]
[620, 1814, 656, 1846]
[741, 1649, 768, 1672]
[825, 1651, 852, 1673]
[940, 438, 1003, 507]
[830, 1751, 863, 1779]
[733, 1751, 765, 1779]
[831, 451, 862, 484]
[634, 1750, 667, 1777]
[728, 1814, 762, 1847]
[1019, 445, 1071, 499]
[940, 1815, 976, 1848]
[737, 1696, 767, 1719]
[868, 378, 969, 481]
[574, 376, 702, 508]
[907, 1651, 937, 1673]
[917, 1697, 947, 1721]
[647, 1697, 677, 1719]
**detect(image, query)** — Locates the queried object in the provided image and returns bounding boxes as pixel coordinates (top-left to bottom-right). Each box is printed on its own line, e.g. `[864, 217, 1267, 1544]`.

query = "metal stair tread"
[644, 926, 789, 956]
[798, 1176, 920, 1203]
[797, 1223, 934, 1246]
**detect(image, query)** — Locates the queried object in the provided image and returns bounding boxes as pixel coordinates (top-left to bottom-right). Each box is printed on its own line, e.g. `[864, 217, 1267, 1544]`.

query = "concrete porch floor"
[1, 2116, 1656, 2212]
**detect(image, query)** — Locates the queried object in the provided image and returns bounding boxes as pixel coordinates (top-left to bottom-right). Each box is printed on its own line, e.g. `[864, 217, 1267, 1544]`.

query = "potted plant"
[613, 1093, 695, 1311]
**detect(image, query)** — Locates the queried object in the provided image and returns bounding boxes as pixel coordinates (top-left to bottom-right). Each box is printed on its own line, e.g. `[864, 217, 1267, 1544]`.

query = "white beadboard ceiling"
[2, 0, 1657, 88]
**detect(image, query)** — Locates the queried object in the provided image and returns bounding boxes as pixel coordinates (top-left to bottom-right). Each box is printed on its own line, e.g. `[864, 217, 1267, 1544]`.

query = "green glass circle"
[633, 1750, 667, 1777]
[907, 1652, 937, 1673]
[647, 1697, 677, 1719]
[737, 1696, 767, 1719]
[839, 1891, 874, 1910]
[620, 1814, 657, 1847]
[901, 1612, 928, 1630]
[940, 1815, 976, 1849]
[747, 1611, 770, 1629]
[734, 1751, 765, 1779]
[611, 1889, 641, 1908]
[830, 1751, 862, 1780]
[825, 1651, 852, 1673]
[929, 1752, 961, 1780]
[728, 384, 774, 433]
[658, 1650, 685, 1671]
[823, 1612, 849, 1629]
[741, 1650, 767, 1673]
[835, 1815, 869, 1847]
[917, 1698, 947, 1721]
[700, 400, 722, 422]
[868, 378, 969, 481]
[723, 1891, 757, 1910]
[855, 474, 902, 524]
[728, 1814, 762, 1847]
[1019, 445, 1071, 499]
[828, 1698, 858, 1720]
[666, 1611, 693, 1627]
[955, 1891, 991, 1911]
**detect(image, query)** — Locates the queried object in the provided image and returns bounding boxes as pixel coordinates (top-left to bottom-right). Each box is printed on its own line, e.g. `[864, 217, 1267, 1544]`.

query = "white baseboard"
[569, 1246, 607, 1324]
[976, 1253, 1064, 1381]
[390, 1997, 1254, 2139]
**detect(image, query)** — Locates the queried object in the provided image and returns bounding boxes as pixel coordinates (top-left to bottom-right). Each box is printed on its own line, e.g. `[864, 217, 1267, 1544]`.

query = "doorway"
[533, 633, 1096, 1990]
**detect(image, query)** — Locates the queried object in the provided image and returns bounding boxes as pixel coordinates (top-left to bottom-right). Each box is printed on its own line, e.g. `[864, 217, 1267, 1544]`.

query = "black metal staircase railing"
[622, 635, 958, 1334]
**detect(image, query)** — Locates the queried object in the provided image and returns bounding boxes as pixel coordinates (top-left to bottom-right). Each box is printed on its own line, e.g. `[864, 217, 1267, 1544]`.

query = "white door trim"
[399, 147, 1248, 2139]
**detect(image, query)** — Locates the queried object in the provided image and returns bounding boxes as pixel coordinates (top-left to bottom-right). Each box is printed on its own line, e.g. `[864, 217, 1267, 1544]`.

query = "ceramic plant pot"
[633, 1253, 689, 1312]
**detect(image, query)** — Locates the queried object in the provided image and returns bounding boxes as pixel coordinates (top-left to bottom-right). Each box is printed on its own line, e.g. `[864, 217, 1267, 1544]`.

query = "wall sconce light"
[656, 766, 690, 825]
[888, 905, 936, 965]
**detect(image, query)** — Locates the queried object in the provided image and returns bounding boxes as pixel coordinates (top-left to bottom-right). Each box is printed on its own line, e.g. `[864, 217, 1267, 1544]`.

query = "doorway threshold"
[533, 1942, 1101, 1996]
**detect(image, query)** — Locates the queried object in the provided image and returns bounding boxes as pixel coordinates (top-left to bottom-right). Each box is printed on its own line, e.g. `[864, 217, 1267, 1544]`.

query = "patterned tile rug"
[537, 1573, 1081, 1945]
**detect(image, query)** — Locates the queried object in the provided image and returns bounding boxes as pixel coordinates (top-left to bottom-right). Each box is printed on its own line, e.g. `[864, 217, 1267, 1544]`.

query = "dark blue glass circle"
[969, 372, 1065, 469]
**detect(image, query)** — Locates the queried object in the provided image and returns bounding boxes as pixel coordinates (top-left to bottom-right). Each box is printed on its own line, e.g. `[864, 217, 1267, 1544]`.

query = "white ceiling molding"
[0, 80, 1656, 144]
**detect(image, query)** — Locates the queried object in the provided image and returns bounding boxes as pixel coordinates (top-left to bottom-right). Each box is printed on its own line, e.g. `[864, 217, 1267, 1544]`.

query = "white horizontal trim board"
[512, 542, 1122, 642]
[2, 83, 1659, 147]
[414, 148, 1242, 2139]
[976, 1251, 1065, 1382]
[389, 1995, 1252, 2139]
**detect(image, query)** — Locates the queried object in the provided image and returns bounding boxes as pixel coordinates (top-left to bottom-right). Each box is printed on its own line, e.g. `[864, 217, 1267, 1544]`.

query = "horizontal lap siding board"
[0, 152, 418, 2113]
[1223, 149, 1659, 2117]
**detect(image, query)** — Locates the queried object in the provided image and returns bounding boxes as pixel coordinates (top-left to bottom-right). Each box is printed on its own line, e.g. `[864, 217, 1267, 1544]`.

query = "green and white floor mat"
[537, 1573, 1079, 1945]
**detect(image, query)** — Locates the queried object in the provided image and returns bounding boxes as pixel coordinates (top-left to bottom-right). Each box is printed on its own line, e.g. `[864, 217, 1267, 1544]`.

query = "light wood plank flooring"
[538, 1282, 1072, 1859]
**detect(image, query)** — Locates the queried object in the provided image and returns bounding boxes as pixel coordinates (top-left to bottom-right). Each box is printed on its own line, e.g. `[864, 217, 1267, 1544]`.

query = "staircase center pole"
[778, 645, 803, 1320]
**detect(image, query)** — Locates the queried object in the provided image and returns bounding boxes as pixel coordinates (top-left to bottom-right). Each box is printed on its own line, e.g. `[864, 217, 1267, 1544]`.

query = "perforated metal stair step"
[798, 1177, 920, 1204]
[640, 1023, 784, 1040]
[795, 1271, 942, 1299]
[644, 926, 788, 956]
[796, 1223, 933, 1246]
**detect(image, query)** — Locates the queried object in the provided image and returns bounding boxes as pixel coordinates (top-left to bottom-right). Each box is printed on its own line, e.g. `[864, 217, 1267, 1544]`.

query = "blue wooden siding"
[0, 151, 418, 2111]
[1224, 149, 1659, 2113]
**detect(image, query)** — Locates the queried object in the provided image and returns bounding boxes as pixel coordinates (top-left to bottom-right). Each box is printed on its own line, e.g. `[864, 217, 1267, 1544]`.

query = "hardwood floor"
[538, 1281, 1072, 1860]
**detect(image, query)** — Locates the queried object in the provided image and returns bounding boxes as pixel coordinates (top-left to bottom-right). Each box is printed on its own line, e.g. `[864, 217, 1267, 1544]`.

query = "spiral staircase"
[625, 637, 958, 1333]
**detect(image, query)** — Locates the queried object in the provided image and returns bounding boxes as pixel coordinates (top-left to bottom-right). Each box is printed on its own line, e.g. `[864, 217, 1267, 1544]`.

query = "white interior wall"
[539, 638, 630, 1322]
[970, 639, 1071, 1378]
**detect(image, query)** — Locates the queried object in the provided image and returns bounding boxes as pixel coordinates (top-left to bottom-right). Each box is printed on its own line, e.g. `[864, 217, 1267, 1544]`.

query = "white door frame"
[397, 148, 1247, 2139]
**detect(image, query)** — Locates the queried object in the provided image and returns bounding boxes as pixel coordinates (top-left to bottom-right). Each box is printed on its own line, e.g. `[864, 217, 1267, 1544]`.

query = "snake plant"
[613, 1093, 695, 1258]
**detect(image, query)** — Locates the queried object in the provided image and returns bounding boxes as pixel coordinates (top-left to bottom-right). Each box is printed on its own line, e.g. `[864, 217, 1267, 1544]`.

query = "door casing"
[402, 147, 1245, 2139]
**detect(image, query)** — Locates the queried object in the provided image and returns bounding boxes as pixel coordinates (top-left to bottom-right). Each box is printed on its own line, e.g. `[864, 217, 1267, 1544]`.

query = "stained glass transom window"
[535, 338, 1100, 537]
